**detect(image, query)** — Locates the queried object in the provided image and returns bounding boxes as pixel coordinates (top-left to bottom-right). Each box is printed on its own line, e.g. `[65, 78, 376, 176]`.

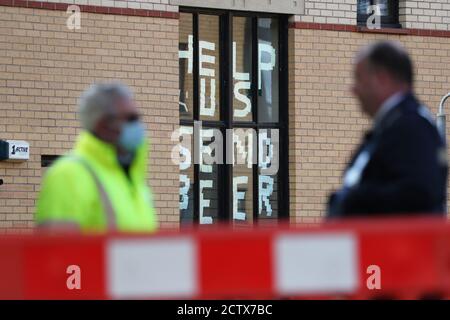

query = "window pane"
[378, 0, 389, 16]
[358, 0, 390, 16]
[258, 128, 279, 220]
[178, 11, 287, 225]
[199, 15, 220, 121]
[199, 165, 219, 224]
[258, 172, 278, 221]
[233, 17, 253, 122]
[179, 126, 194, 224]
[357, 0, 370, 15]
[233, 165, 253, 226]
[199, 128, 220, 224]
[232, 128, 256, 225]
[258, 18, 279, 123]
[179, 13, 194, 120]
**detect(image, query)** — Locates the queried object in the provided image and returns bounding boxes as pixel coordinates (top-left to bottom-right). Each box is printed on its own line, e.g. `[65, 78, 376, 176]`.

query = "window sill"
[357, 26, 408, 35]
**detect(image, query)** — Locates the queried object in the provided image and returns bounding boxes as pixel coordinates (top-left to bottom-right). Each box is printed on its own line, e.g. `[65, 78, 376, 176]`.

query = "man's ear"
[94, 116, 115, 144]
[93, 117, 106, 136]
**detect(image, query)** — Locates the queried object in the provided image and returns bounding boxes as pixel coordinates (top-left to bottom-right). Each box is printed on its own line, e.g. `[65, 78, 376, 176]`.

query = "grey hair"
[78, 82, 133, 132]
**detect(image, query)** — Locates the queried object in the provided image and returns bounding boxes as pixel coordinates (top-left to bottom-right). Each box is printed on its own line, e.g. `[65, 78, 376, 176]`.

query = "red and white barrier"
[0, 217, 449, 299]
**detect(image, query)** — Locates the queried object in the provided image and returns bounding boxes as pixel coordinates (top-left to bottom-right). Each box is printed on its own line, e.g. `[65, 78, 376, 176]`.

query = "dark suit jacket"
[327, 92, 448, 218]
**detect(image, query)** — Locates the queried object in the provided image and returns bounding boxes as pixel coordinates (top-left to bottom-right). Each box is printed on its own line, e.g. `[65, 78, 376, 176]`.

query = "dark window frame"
[179, 8, 290, 226]
[357, 0, 401, 28]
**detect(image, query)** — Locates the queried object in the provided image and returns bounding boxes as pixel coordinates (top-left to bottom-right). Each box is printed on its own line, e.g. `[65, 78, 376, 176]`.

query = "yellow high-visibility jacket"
[36, 131, 158, 233]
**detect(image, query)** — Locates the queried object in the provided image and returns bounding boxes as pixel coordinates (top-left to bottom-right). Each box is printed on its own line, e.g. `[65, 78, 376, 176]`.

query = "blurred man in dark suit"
[327, 41, 448, 218]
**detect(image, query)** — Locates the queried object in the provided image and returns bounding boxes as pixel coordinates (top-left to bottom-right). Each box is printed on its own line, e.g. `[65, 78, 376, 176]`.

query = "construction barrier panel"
[0, 216, 449, 299]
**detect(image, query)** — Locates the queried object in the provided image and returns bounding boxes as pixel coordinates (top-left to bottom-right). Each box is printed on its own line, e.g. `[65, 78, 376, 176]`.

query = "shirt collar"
[73, 130, 149, 181]
[373, 91, 406, 128]
[74, 131, 119, 169]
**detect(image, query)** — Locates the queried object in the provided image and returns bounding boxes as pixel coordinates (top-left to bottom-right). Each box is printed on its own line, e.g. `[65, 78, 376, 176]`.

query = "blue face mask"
[118, 120, 145, 152]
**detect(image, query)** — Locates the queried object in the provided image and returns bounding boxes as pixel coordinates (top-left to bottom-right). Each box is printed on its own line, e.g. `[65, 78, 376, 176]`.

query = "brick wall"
[400, 0, 450, 31]
[293, 0, 450, 31]
[295, 0, 357, 25]
[26, 0, 178, 12]
[2, 2, 450, 231]
[289, 26, 450, 223]
[0, 5, 180, 231]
